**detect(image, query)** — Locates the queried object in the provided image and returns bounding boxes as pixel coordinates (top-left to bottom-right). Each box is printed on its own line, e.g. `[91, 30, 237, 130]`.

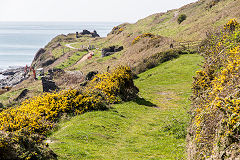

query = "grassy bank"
[49, 54, 202, 159]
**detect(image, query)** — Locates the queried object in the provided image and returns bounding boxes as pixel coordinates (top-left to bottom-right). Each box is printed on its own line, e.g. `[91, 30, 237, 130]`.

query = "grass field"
[49, 54, 203, 159]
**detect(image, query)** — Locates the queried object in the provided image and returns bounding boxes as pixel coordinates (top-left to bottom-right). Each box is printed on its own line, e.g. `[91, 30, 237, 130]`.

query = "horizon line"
[0, 20, 127, 23]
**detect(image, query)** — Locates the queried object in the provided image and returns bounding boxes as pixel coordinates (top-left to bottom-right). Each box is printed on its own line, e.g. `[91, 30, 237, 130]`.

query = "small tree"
[178, 14, 187, 24]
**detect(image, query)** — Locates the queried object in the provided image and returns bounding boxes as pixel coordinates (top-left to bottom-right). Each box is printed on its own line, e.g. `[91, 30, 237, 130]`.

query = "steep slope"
[122, 0, 240, 41]
[188, 19, 240, 159]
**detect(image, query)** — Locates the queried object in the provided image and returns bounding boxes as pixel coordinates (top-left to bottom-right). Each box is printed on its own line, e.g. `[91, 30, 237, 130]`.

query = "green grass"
[55, 51, 87, 69]
[52, 48, 72, 59]
[49, 54, 203, 159]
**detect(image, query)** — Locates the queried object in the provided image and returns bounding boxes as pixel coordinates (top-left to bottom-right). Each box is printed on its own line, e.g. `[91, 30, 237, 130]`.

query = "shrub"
[87, 66, 139, 101]
[207, 0, 220, 9]
[189, 19, 240, 159]
[132, 33, 156, 45]
[177, 14, 187, 24]
[0, 65, 138, 159]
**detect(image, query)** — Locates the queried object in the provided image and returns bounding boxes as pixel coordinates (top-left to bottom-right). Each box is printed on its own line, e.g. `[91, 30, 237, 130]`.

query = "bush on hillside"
[188, 19, 240, 159]
[0, 65, 138, 159]
[87, 66, 139, 101]
[132, 33, 156, 45]
[207, 0, 220, 9]
[177, 14, 187, 24]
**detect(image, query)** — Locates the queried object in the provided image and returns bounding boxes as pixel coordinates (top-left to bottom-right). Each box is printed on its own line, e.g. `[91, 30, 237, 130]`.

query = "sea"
[0, 21, 120, 78]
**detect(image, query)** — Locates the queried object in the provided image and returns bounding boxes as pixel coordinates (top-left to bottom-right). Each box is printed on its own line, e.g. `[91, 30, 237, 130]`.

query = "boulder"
[79, 30, 100, 38]
[14, 89, 29, 101]
[91, 30, 100, 37]
[42, 77, 58, 92]
[2, 71, 16, 76]
[80, 30, 91, 35]
[101, 46, 124, 57]
[114, 46, 123, 52]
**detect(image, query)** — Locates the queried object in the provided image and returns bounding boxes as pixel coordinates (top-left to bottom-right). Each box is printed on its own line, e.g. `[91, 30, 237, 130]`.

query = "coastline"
[0, 67, 27, 87]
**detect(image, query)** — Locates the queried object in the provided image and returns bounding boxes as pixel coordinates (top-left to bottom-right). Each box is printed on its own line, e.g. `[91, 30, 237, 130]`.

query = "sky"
[0, 0, 198, 22]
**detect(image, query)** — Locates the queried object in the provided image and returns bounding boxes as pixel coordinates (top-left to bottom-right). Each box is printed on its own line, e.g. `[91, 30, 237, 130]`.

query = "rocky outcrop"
[91, 30, 100, 38]
[80, 30, 91, 35]
[14, 89, 29, 102]
[41, 77, 58, 92]
[101, 46, 123, 57]
[78, 30, 100, 38]
[0, 68, 28, 87]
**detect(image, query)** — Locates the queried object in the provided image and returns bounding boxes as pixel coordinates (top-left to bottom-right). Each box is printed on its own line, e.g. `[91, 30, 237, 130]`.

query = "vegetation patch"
[55, 51, 87, 69]
[188, 19, 240, 159]
[49, 54, 203, 159]
[0, 66, 137, 159]
[177, 14, 187, 24]
[132, 33, 157, 45]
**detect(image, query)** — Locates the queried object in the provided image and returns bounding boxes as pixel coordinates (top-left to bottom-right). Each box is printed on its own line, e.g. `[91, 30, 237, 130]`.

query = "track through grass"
[49, 54, 203, 159]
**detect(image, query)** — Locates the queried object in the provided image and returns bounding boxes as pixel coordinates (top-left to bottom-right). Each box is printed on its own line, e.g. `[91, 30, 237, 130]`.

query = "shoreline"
[0, 67, 27, 88]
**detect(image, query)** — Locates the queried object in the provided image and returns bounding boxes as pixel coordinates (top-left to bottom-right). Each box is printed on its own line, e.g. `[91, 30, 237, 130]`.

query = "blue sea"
[0, 22, 120, 72]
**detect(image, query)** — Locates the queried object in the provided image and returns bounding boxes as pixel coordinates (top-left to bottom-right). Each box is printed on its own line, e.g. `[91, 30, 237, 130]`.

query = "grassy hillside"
[23, 0, 239, 79]
[49, 54, 203, 159]
[124, 0, 240, 41]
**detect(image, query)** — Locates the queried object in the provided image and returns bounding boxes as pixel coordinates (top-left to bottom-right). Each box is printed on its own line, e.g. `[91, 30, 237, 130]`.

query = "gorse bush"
[132, 33, 156, 45]
[87, 66, 139, 101]
[0, 65, 138, 160]
[177, 14, 187, 24]
[189, 19, 240, 159]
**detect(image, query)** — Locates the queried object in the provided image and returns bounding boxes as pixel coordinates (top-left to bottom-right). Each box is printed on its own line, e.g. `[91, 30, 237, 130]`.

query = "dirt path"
[75, 51, 93, 65]
[65, 42, 95, 67]
[65, 42, 78, 49]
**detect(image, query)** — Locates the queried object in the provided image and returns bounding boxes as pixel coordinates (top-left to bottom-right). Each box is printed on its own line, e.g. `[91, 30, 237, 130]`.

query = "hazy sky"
[0, 0, 198, 22]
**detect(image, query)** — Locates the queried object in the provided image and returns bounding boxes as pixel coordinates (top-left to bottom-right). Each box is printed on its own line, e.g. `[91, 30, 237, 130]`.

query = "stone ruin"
[76, 30, 100, 38]
[101, 46, 124, 57]
[41, 77, 58, 92]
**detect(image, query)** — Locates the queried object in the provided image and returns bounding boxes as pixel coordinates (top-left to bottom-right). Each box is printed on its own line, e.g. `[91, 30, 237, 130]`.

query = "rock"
[42, 77, 58, 92]
[101, 46, 124, 57]
[14, 89, 29, 102]
[2, 71, 16, 76]
[91, 30, 100, 38]
[0, 67, 28, 88]
[114, 46, 123, 52]
[79, 30, 100, 38]
[80, 30, 91, 35]
[85, 71, 98, 81]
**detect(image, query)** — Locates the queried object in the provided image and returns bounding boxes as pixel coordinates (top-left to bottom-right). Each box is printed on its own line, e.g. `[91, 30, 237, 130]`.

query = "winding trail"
[65, 42, 78, 49]
[65, 42, 95, 67]
[75, 51, 93, 65]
